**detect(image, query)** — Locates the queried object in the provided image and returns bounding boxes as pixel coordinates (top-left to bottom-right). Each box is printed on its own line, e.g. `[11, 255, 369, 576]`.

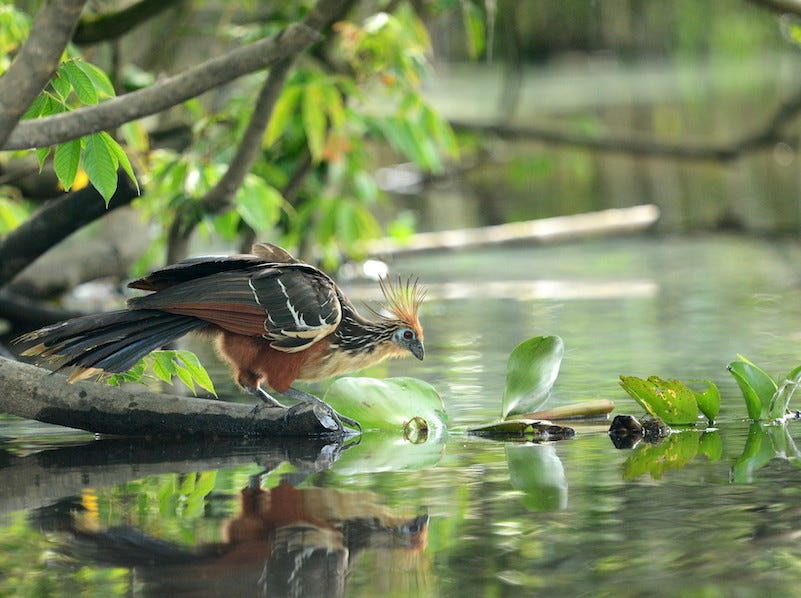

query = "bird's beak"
[409, 339, 425, 360]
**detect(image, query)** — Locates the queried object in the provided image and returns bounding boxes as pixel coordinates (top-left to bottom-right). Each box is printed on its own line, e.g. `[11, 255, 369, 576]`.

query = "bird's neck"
[333, 303, 397, 355]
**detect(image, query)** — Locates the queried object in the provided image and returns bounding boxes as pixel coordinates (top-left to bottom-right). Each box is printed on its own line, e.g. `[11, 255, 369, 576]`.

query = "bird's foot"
[245, 385, 287, 409]
[284, 387, 362, 433]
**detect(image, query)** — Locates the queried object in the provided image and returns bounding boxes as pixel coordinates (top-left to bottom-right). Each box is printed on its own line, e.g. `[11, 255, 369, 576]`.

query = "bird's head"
[375, 277, 426, 361]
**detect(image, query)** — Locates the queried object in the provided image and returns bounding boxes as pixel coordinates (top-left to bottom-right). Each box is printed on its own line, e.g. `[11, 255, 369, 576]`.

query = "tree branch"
[167, 60, 293, 262]
[746, 0, 801, 17]
[73, 0, 182, 45]
[0, 0, 89, 148]
[165, 0, 356, 262]
[1, 22, 321, 150]
[0, 356, 345, 438]
[451, 86, 801, 162]
[0, 173, 139, 288]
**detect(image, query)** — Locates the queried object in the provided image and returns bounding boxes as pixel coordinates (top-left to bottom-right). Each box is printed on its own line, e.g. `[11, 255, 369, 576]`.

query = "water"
[4, 235, 801, 596]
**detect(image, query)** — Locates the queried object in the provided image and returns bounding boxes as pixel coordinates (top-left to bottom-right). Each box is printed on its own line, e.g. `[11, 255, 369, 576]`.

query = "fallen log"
[0, 357, 345, 438]
[367, 204, 659, 255]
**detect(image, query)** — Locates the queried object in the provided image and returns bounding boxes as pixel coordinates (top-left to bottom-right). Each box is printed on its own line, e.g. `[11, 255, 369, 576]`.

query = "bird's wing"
[249, 266, 342, 351]
[128, 265, 342, 352]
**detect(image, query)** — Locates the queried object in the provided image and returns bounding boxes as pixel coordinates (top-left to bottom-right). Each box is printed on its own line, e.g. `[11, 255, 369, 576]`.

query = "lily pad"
[324, 376, 447, 433]
[619, 376, 699, 425]
[502, 335, 564, 419]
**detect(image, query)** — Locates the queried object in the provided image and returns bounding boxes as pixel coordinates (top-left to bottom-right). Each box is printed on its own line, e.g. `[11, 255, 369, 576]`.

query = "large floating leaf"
[502, 335, 564, 419]
[619, 376, 699, 425]
[727, 358, 777, 420]
[324, 376, 446, 434]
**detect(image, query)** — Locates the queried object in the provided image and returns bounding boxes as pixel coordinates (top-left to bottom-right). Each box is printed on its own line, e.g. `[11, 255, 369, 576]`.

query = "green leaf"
[324, 376, 447, 433]
[235, 178, 283, 231]
[502, 335, 564, 419]
[770, 364, 801, 419]
[302, 83, 327, 161]
[35, 146, 51, 169]
[100, 132, 139, 193]
[688, 379, 721, 422]
[727, 359, 777, 420]
[62, 60, 98, 105]
[264, 85, 301, 147]
[619, 376, 699, 425]
[83, 133, 119, 204]
[174, 350, 216, 396]
[53, 139, 81, 190]
[50, 70, 71, 101]
[150, 351, 175, 384]
[461, 1, 486, 59]
[74, 60, 115, 98]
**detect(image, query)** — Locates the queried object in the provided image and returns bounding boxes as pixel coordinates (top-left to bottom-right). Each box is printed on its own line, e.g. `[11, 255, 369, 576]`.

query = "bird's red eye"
[403, 330, 414, 340]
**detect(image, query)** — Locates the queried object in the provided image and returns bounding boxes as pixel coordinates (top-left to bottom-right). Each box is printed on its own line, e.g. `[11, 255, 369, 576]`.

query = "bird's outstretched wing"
[128, 264, 342, 352]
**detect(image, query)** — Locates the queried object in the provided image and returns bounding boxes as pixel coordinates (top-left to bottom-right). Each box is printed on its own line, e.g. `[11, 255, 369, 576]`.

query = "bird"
[15, 242, 426, 430]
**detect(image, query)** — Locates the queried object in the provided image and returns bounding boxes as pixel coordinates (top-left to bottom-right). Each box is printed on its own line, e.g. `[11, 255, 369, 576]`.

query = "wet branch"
[0, 356, 345, 438]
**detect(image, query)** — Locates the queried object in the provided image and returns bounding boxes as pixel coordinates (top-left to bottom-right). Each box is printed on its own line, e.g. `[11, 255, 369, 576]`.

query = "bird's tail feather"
[15, 309, 204, 381]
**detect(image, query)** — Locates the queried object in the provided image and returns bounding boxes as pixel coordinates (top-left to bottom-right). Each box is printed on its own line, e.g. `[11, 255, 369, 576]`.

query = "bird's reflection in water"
[60, 476, 430, 597]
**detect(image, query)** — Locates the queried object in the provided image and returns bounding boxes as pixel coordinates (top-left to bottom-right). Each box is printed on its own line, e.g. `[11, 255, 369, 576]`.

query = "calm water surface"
[4, 235, 801, 596]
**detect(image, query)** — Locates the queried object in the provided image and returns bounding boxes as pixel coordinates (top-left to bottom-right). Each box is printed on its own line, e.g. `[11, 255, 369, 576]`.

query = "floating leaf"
[770, 364, 801, 419]
[619, 376, 699, 425]
[502, 335, 564, 419]
[727, 359, 777, 420]
[324, 376, 446, 433]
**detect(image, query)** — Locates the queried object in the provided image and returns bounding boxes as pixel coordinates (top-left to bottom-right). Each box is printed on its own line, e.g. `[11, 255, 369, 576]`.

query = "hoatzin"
[16, 243, 425, 429]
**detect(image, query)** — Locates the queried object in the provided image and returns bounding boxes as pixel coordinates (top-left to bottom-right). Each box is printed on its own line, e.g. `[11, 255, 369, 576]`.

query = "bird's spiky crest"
[373, 276, 426, 335]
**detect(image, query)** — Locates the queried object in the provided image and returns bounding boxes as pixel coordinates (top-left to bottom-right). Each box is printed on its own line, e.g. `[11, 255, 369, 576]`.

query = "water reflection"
[0, 437, 431, 597]
[53, 478, 429, 597]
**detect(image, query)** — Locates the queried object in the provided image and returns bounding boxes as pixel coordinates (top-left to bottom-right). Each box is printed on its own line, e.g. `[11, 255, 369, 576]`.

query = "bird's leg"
[245, 384, 287, 408]
[283, 387, 362, 432]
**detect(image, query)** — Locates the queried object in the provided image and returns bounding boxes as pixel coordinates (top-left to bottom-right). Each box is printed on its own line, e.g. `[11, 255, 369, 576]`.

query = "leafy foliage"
[618, 375, 718, 425]
[727, 356, 801, 421]
[106, 350, 216, 396]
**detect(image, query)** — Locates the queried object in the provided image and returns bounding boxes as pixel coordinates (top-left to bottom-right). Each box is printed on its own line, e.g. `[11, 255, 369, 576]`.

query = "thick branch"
[2, 22, 321, 150]
[0, 173, 139, 288]
[0, 0, 89, 148]
[165, 0, 356, 262]
[0, 356, 345, 438]
[73, 0, 182, 44]
[451, 87, 801, 162]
